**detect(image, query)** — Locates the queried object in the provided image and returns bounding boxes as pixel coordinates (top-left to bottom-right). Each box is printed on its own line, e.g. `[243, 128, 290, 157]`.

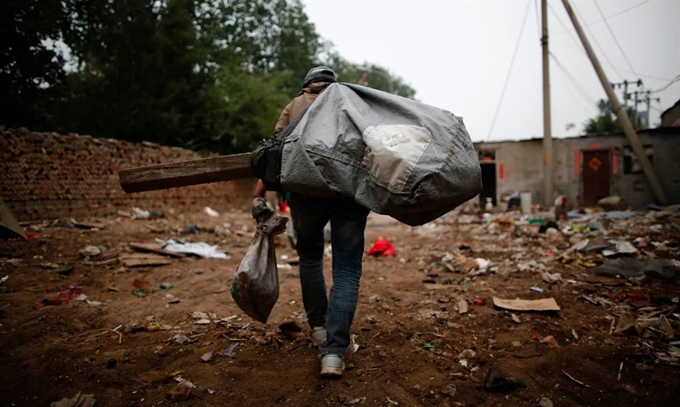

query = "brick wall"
[1, 128, 255, 221]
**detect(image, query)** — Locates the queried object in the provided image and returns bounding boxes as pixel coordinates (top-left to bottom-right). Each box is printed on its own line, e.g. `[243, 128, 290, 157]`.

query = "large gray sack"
[280, 83, 482, 226]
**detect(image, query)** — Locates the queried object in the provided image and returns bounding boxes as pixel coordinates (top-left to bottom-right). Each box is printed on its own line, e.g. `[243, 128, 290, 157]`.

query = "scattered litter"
[472, 298, 485, 306]
[595, 258, 678, 280]
[159, 282, 174, 290]
[562, 370, 589, 387]
[277, 263, 293, 270]
[493, 296, 560, 312]
[541, 272, 562, 284]
[132, 207, 151, 219]
[165, 293, 180, 304]
[511, 314, 521, 324]
[132, 288, 148, 298]
[203, 207, 220, 217]
[192, 268, 204, 274]
[35, 286, 82, 309]
[571, 329, 579, 340]
[635, 363, 653, 371]
[173, 334, 197, 345]
[191, 311, 217, 324]
[484, 370, 527, 392]
[529, 286, 545, 293]
[423, 343, 435, 351]
[120, 253, 172, 267]
[386, 397, 399, 406]
[457, 349, 476, 360]
[133, 279, 150, 288]
[351, 334, 360, 353]
[366, 236, 397, 257]
[200, 351, 214, 362]
[129, 242, 186, 258]
[540, 335, 560, 348]
[617, 361, 623, 381]
[78, 245, 101, 258]
[49, 392, 96, 407]
[219, 343, 240, 358]
[0, 275, 7, 285]
[457, 299, 469, 314]
[161, 239, 229, 259]
[538, 397, 554, 407]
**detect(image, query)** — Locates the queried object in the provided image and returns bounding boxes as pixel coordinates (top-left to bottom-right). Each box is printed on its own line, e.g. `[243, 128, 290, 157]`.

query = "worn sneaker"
[320, 354, 345, 377]
[310, 326, 327, 346]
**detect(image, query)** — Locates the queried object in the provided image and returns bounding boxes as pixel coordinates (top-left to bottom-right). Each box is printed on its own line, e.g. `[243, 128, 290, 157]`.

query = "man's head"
[303, 66, 337, 87]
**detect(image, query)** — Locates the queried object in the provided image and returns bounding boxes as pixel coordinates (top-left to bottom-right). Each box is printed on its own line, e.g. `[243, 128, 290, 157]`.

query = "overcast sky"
[303, 0, 680, 142]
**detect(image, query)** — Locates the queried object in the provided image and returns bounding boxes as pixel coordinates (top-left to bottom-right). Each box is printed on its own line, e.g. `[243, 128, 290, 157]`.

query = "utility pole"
[643, 91, 660, 128]
[541, 0, 553, 207]
[561, 0, 668, 205]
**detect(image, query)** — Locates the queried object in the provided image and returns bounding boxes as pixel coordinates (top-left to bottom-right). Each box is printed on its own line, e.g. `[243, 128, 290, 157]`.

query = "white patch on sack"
[362, 124, 432, 192]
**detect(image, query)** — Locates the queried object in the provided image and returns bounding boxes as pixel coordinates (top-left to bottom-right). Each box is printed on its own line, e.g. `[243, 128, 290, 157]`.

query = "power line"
[651, 75, 680, 93]
[572, 1, 624, 81]
[485, 0, 532, 142]
[553, 0, 654, 31]
[549, 52, 598, 107]
[594, 0, 640, 82]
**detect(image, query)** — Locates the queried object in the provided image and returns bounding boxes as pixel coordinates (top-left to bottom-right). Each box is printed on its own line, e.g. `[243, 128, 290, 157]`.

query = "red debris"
[25, 232, 38, 239]
[34, 285, 82, 309]
[366, 237, 397, 257]
[471, 298, 485, 306]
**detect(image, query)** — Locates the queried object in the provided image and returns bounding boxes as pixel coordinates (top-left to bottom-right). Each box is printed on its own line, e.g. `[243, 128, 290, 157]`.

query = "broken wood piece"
[119, 253, 173, 267]
[119, 153, 254, 193]
[129, 242, 186, 258]
[74, 221, 106, 230]
[492, 296, 561, 312]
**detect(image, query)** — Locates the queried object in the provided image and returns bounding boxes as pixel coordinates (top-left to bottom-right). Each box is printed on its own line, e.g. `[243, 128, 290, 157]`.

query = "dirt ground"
[1, 205, 679, 407]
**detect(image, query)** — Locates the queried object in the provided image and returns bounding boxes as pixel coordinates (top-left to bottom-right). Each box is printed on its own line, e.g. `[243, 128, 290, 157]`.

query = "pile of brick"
[0, 127, 253, 220]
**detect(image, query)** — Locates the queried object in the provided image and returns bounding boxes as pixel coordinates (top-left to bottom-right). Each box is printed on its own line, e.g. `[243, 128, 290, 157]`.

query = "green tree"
[0, 0, 70, 128]
[583, 99, 642, 134]
[321, 47, 416, 99]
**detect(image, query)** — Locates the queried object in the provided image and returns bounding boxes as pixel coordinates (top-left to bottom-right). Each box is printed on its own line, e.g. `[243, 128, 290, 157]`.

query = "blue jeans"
[289, 193, 369, 356]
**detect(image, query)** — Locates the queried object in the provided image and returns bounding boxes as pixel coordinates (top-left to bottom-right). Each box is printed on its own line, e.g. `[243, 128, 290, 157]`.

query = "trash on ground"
[200, 351, 214, 362]
[173, 334, 198, 345]
[493, 296, 561, 312]
[366, 237, 397, 257]
[538, 397, 554, 407]
[132, 288, 148, 298]
[35, 285, 83, 309]
[165, 293, 180, 304]
[160, 282, 174, 290]
[529, 286, 545, 293]
[457, 299, 469, 314]
[132, 207, 151, 219]
[0, 275, 7, 285]
[484, 370, 527, 392]
[423, 343, 435, 351]
[472, 298, 485, 306]
[79, 245, 101, 258]
[220, 343, 240, 358]
[161, 239, 230, 259]
[203, 206, 220, 217]
[129, 242, 186, 258]
[120, 253, 172, 267]
[231, 198, 287, 323]
[542, 272, 562, 284]
[49, 392, 96, 407]
[595, 258, 678, 280]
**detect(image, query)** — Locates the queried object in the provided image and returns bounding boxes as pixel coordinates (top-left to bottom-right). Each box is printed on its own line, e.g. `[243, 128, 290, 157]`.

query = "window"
[478, 150, 496, 162]
[623, 145, 653, 174]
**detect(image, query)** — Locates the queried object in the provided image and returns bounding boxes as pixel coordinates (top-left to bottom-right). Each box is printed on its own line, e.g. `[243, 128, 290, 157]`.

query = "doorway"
[480, 163, 497, 206]
[582, 150, 611, 206]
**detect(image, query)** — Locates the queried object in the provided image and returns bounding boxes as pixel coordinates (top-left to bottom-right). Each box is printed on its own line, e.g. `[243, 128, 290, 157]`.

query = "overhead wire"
[571, 1, 624, 81]
[549, 51, 598, 110]
[485, 0, 532, 142]
[594, 0, 641, 83]
[650, 75, 680, 93]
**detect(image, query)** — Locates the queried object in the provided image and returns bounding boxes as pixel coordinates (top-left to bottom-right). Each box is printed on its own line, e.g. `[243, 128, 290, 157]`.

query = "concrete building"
[473, 127, 680, 209]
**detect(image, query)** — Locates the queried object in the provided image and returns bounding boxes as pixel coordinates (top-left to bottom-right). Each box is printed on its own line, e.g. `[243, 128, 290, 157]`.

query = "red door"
[582, 150, 611, 206]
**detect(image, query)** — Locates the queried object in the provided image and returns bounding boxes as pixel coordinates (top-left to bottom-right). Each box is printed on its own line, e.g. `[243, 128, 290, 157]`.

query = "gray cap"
[303, 66, 337, 86]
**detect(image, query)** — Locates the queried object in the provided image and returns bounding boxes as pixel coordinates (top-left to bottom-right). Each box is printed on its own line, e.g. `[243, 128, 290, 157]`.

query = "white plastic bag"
[230, 198, 288, 323]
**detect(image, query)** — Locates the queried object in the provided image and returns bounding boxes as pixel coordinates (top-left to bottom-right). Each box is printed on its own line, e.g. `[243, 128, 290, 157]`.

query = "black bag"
[252, 106, 310, 192]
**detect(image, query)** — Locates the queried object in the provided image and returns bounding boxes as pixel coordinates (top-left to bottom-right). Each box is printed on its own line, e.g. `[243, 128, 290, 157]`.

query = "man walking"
[255, 67, 369, 377]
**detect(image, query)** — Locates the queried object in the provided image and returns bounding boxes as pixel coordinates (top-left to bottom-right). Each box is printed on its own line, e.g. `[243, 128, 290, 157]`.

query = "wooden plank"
[119, 153, 254, 193]
[129, 242, 186, 258]
[119, 253, 173, 267]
